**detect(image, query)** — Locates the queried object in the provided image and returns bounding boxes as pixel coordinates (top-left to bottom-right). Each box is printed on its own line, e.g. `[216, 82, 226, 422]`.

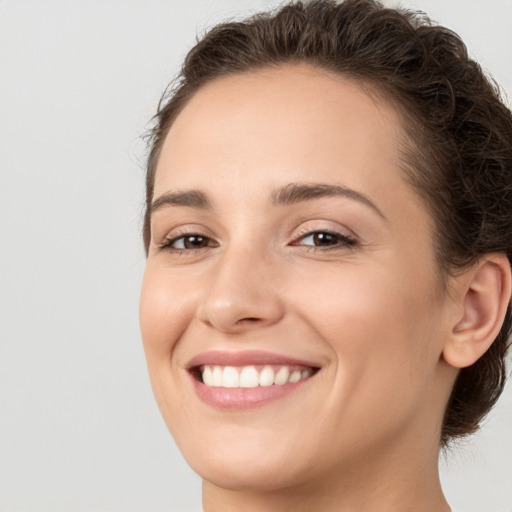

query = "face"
[140, 65, 456, 492]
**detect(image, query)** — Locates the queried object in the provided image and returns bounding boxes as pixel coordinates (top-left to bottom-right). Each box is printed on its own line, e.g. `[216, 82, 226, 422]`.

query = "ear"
[442, 254, 512, 369]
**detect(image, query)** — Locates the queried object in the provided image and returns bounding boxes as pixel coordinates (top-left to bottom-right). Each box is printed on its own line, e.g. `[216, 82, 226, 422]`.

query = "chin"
[191, 454, 308, 493]
[175, 426, 315, 492]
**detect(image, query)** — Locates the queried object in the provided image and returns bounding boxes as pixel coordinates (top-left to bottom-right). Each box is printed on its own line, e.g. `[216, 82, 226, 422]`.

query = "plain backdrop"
[1, 1, 511, 511]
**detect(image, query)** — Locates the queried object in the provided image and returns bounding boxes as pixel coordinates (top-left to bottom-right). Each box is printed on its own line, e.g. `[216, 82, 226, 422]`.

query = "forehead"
[154, 64, 417, 218]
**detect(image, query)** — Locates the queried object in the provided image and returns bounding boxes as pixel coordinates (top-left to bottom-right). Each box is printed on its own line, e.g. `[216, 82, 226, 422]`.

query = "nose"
[197, 246, 285, 334]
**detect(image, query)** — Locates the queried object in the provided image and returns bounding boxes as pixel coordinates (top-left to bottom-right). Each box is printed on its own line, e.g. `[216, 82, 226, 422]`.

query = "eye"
[292, 230, 356, 250]
[160, 233, 217, 252]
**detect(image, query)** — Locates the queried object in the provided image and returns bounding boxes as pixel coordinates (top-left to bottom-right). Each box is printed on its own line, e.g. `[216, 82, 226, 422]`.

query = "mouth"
[191, 364, 316, 388]
[186, 351, 320, 409]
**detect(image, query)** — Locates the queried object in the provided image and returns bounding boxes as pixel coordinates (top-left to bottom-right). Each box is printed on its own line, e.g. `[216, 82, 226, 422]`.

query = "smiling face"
[139, 65, 458, 496]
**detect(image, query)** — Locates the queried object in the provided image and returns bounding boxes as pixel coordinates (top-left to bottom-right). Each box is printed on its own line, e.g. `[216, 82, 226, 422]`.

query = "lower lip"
[191, 375, 313, 410]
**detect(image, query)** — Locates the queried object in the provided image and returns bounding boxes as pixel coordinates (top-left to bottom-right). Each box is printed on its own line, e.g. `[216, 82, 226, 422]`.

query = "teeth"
[289, 370, 302, 383]
[200, 364, 314, 388]
[274, 366, 289, 385]
[202, 366, 213, 386]
[259, 365, 274, 387]
[222, 366, 239, 388]
[302, 369, 312, 379]
[212, 366, 223, 387]
[240, 366, 259, 388]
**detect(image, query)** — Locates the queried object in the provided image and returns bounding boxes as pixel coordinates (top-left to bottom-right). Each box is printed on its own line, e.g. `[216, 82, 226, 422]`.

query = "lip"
[186, 350, 321, 410]
[186, 349, 320, 369]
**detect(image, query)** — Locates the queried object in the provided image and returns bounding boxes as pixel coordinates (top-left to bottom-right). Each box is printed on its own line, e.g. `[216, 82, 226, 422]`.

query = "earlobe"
[442, 254, 512, 369]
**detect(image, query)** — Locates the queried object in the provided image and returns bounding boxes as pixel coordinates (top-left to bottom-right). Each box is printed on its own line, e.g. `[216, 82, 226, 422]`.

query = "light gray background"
[1, 1, 511, 511]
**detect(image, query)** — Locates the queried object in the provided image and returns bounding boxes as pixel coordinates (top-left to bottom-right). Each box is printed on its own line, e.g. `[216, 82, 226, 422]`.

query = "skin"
[139, 64, 509, 511]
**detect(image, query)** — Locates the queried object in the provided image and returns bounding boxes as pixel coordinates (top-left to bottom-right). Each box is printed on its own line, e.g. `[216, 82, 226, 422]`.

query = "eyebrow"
[271, 183, 386, 219]
[150, 182, 385, 219]
[151, 190, 212, 213]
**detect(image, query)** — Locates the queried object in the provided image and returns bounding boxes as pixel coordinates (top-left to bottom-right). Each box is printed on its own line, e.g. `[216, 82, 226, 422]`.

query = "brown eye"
[294, 231, 356, 249]
[161, 233, 217, 252]
[310, 232, 338, 246]
[180, 235, 210, 249]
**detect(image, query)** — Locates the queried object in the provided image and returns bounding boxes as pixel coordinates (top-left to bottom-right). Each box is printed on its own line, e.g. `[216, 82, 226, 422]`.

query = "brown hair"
[143, 0, 512, 445]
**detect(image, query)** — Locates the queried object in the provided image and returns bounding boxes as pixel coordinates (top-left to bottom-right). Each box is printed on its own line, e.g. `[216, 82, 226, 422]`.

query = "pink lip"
[186, 350, 320, 411]
[191, 378, 312, 410]
[186, 350, 320, 370]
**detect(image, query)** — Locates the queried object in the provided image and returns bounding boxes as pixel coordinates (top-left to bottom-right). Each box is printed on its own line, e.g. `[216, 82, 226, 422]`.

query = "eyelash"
[290, 229, 357, 251]
[158, 229, 357, 255]
[159, 232, 217, 255]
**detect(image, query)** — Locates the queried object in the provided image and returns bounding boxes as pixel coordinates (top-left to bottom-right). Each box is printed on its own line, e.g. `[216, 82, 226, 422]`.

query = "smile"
[200, 364, 314, 388]
[187, 350, 320, 409]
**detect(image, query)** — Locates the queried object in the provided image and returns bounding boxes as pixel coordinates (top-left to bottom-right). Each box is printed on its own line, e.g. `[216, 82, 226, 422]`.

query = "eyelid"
[157, 225, 219, 253]
[162, 232, 216, 245]
[292, 220, 357, 239]
[155, 222, 359, 254]
[289, 225, 358, 251]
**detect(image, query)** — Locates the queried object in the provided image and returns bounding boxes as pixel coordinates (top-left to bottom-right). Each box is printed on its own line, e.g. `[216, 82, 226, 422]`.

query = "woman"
[139, 1, 512, 510]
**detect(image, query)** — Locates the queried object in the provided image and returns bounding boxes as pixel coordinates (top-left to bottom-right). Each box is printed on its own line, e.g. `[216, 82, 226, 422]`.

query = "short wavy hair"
[143, 0, 512, 446]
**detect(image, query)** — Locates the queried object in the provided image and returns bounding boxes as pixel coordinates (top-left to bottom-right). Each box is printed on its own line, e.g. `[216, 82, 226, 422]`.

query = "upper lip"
[186, 350, 321, 370]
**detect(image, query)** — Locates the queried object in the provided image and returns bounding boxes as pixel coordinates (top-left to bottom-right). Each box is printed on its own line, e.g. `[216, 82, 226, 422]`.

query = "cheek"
[139, 263, 201, 431]
[291, 259, 443, 381]
[139, 263, 196, 361]
[288, 262, 445, 447]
